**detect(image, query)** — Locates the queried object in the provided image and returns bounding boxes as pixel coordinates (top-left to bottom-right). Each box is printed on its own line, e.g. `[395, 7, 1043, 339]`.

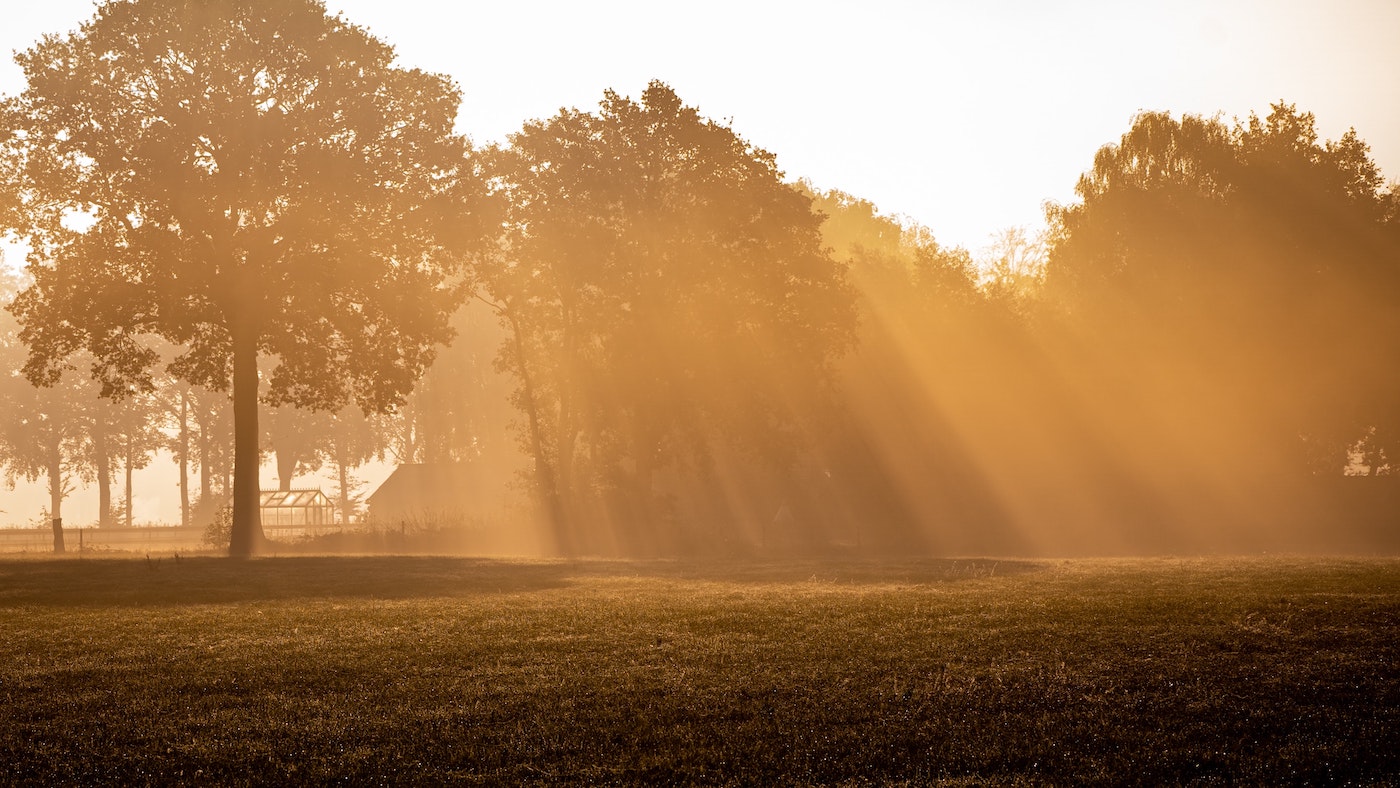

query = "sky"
[2, 0, 1398, 256]
[1, 0, 1399, 526]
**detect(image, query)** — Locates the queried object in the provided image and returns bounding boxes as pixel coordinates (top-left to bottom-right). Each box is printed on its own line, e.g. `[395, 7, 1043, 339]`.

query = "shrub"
[202, 505, 233, 550]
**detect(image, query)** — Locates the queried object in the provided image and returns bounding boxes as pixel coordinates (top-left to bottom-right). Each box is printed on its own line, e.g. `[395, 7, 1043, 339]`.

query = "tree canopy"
[1044, 103, 1400, 495]
[477, 82, 855, 554]
[1, 0, 483, 554]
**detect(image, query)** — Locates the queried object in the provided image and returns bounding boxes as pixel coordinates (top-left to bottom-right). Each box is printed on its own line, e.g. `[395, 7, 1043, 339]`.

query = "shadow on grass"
[0, 554, 1049, 608]
[0, 556, 571, 608]
[650, 557, 1047, 585]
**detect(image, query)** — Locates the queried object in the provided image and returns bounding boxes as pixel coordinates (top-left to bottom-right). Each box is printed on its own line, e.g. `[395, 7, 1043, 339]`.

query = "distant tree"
[478, 82, 855, 554]
[103, 389, 165, 528]
[978, 226, 1048, 312]
[89, 390, 165, 528]
[159, 375, 232, 528]
[185, 381, 234, 523]
[261, 399, 385, 522]
[323, 406, 388, 524]
[263, 404, 333, 492]
[387, 301, 516, 468]
[1, 0, 485, 555]
[0, 271, 91, 550]
[0, 376, 92, 551]
[1044, 103, 1400, 480]
[803, 186, 1047, 552]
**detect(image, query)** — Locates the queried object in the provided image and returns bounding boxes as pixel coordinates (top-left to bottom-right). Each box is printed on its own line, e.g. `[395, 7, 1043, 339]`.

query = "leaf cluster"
[2, 0, 486, 415]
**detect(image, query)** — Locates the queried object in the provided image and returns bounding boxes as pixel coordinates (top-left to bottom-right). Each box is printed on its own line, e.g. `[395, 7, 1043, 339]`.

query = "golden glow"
[0, 3, 1396, 558]
[6, 1, 1399, 256]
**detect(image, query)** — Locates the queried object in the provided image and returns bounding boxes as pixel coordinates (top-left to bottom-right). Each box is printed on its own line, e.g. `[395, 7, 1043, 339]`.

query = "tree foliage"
[0, 270, 93, 548]
[477, 82, 855, 554]
[1044, 103, 1400, 484]
[1, 0, 483, 554]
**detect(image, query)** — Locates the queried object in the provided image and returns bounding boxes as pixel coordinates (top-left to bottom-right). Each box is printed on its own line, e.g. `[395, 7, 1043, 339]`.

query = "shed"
[260, 489, 336, 531]
[366, 463, 491, 528]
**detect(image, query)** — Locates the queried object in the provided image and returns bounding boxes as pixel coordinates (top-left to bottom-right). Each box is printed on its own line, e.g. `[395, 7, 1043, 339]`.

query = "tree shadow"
[628, 556, 1049, 585]
[0, 554, 1049, 608]
[0, 555, 572, 607]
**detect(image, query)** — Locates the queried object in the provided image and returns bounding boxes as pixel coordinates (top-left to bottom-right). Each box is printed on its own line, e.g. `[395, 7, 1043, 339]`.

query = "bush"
[202, 505, 233, 550]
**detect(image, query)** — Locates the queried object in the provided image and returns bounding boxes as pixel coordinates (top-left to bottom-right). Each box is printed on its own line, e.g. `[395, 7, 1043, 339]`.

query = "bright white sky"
[2, 0, 1399, 527]
[3, 0, 1398, 255]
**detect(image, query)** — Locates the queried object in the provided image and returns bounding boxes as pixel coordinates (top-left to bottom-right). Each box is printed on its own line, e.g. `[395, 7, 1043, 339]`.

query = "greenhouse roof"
[259, 489, 331, 508]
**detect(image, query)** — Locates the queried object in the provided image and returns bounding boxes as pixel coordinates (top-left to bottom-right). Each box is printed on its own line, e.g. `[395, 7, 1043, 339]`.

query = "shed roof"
[366, 463, 486, 512]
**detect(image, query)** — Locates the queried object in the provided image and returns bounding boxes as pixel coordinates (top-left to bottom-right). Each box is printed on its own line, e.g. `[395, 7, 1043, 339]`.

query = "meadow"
[1, 554, 1396, 785]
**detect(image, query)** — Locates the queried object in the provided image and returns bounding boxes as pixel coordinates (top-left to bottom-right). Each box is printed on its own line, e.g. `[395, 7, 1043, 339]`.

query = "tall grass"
[1, 555, 1396, 784]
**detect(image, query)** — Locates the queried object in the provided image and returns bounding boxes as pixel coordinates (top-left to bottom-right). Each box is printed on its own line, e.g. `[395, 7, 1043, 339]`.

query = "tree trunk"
[178, 391, 190, 529]
[47, 435, 64, 554]
[229, 322, 264, 557]
[398, 400, 419, 464]
[94, 421, 113, 528]
[631, 419, 657, 555]
[124, 441, 135, 529]
[275, 448, 295, 492]
[506, 309, 569, 554]
[556, 302, 578, 527]
[197, 406, 212, 511]
[337, 453, 351, 524]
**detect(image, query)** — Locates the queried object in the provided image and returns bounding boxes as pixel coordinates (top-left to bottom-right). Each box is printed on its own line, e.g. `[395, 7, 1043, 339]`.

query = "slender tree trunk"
[556, 403, 577, 529]
[630, 416, 657, 555]
[229, 322, 264, 557]
[337, 453, 352, 525]
[94, 422, 113, 528]
[178, 391, 190, 529]
[506, 310, 568, 554]
[124, 441, 134, 529]
[47, 434, 64, 554]
[275, 449, 295, 492]
[197, 407, 212, 511]
[399, 400, 419, 464]
[556, 308, 579, 532]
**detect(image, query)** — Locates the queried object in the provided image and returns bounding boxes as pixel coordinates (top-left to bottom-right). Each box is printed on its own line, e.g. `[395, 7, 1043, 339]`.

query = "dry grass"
[1, 554, 1396, 784]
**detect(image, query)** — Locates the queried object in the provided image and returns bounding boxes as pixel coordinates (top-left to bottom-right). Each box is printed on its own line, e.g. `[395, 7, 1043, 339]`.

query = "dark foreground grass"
[0, 554, 1396, 785]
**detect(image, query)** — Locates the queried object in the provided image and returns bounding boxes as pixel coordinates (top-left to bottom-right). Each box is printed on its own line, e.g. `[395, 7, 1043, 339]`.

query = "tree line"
[2, 0, 1397, 556]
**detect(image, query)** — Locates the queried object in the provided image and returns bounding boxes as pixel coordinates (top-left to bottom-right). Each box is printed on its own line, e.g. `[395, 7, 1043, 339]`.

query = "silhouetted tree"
[89, 390, 165, 528]
[387, 302, 517, 468]
[158, 374, 233, 527]
[1044, 103, 1400, 492]
[2, 0, 484, 555]
[0, 271, 93, 549]
[185, 381, 234, 523]
[804, 186, 1053, 553]
[263, 404, 333, 492]
[108, 389, 164, 528]
[323, 406, 388, 524]
[979, 226, 1048, 314]
[478, 82, 855, 554]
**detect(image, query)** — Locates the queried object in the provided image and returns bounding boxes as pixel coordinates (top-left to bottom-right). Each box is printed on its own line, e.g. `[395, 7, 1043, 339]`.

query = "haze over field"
[1, 0, 1398, 556]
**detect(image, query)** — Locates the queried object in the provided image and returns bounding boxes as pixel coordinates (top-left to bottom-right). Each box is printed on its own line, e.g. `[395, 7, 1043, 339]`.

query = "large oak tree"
[2, 0, 482, 555]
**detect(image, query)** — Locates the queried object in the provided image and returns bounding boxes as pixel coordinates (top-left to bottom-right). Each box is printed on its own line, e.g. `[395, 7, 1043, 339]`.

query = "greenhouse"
[259, 489, 336, 531]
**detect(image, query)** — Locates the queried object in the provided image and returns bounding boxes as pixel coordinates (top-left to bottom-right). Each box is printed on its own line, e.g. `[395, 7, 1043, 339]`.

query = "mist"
[1, 5, 1396, 561]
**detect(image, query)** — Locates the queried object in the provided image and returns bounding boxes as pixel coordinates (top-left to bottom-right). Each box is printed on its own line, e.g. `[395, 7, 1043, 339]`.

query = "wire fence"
[0, 526, 207, 554]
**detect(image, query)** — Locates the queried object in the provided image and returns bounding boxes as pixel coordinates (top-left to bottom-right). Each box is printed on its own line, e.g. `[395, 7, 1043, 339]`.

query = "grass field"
[1, 554, 1397, 785]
